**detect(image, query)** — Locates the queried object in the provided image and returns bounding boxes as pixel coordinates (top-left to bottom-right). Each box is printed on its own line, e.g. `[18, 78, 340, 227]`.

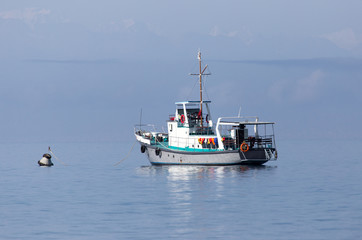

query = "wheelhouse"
[171, 101, 214, 135]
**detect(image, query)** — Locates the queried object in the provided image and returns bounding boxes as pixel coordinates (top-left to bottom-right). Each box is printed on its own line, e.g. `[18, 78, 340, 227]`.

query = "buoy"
[38, 153, 54, 167]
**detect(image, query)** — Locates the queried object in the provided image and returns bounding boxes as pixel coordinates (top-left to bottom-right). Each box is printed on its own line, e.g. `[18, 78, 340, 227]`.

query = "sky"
[0, 0, 362, 142]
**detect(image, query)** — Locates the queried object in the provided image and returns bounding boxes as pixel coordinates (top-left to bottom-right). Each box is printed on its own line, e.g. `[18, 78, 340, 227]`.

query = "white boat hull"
[140, 144, 269, 165]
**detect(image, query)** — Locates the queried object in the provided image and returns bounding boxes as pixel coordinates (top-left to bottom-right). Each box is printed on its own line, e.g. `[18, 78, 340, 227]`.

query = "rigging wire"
[203, 76, 211, 101]
[48, 146, 68, 166]
[186, 77, 200, 100]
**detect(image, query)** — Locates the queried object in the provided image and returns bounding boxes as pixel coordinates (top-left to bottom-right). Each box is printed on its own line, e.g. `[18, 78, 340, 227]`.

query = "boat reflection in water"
[137, 164, 277, 181]
[136, 164, 277, 235]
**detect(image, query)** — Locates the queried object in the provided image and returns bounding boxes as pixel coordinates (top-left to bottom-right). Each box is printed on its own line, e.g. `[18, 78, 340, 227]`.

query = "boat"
[134, 52, 278, 165]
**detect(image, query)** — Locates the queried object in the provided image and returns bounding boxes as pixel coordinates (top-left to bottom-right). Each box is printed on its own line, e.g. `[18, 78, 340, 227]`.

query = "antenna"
[238, 106, 242, 117]
[139, 108, 143, 130]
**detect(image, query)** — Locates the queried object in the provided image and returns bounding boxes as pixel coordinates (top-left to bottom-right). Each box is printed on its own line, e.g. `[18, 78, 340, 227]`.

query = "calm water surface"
[0, 140, 361, 239]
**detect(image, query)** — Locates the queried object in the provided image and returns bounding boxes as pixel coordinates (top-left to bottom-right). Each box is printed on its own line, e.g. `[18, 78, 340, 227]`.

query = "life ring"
[240, 142, 249, 152]
[141, 145, 146, 153]
[180, 114, 185, 124]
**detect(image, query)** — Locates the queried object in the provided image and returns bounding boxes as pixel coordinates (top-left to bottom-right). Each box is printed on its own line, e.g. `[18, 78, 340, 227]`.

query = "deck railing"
[223, 135, 275, 150]
[150, 134, 275, 152]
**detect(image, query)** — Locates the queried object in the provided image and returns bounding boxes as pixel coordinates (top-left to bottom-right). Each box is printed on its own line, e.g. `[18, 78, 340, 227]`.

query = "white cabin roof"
[219, 121, 275, 126]
[175, 100, 211, 105]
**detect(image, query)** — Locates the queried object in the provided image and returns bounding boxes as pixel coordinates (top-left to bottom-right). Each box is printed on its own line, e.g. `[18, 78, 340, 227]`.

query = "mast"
[191, 51, 210, 128]
[199, 51, 203, 125]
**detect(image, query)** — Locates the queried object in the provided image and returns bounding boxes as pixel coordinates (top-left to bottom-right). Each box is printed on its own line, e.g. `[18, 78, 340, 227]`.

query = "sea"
[0, 139, 361, 240]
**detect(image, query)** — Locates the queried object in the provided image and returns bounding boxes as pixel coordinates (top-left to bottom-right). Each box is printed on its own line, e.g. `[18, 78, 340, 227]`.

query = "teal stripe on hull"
[159, 145, 223, 153]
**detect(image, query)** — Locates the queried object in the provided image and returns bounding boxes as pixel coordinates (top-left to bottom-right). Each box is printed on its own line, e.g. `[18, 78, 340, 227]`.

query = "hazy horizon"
[1, 1, 362, 143]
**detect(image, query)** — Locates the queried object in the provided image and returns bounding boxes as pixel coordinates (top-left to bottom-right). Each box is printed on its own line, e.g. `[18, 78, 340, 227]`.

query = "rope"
[186, 77, 199, 100]
[203, 77, 211, 101]
[154, 135, 171, 149]
[113, 141, 137, 166]
[48, 146, 68, 166]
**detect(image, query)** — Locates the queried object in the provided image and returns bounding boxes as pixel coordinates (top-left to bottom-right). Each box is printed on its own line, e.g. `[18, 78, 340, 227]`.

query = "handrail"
[150, 134, 275, 152]
[136, 123, 276, 152]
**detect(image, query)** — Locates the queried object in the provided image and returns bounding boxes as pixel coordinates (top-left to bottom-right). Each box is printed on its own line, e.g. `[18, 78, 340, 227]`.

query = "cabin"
[167, 101, 218, 151]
